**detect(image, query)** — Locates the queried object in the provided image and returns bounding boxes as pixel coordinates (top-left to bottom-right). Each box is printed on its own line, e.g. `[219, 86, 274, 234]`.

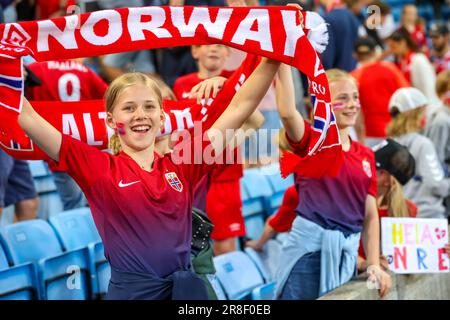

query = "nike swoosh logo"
[118, 180, 141, 188]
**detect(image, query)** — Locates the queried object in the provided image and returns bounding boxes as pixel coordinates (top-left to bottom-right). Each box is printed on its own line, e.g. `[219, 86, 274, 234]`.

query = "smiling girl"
[17, 57, 281, 300]
[274, 65, 391, 300]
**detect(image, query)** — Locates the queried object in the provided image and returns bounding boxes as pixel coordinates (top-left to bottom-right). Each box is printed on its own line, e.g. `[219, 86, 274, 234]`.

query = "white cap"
[388, 87, 428, 114]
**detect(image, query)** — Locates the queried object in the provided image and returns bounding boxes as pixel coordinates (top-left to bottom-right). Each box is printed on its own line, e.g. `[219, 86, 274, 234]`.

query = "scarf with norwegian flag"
[0, 6, 342, 177]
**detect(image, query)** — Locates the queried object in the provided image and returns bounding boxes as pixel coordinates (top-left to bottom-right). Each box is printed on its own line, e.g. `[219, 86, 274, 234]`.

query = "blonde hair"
[380, 175, 410, 217]
[326, 69, 358, 87]
[105, 73, 163, 155]
[386, 107, 425, 137]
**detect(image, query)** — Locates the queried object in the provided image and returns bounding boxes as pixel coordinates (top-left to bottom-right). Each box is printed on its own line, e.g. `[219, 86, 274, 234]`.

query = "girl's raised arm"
[276, 63, 305, 143]
[18, 97, 62, 161]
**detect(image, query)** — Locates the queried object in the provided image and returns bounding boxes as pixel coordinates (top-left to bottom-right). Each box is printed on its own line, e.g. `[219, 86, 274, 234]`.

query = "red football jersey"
[51, 133, 215, 276]
[173, 69, 242, 182]
[27, 59, 107, 102]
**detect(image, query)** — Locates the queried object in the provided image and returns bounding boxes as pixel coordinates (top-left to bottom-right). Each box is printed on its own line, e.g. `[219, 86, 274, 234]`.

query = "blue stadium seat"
[0, 263, 39, 300]
[245, 240, 283, 283]
[241, 168, 273, 239]
[93, 242, 110, 298]
[251, 281, 276, 300]
[37, 193, 64, 220]
[49, 208, 105, 296]
[49, 208, 101, 250]
[27, 160, 49, 178]
[0, 220, 93, 300]
[213, 251, 265, 300]
[265, 171, 294, 216]
[206, 274, 227, 300]
[0, 232, 39, 300]
[27, 160, 63, 219]
[0, 243, 8, 270]
[244, 248, 271, 283]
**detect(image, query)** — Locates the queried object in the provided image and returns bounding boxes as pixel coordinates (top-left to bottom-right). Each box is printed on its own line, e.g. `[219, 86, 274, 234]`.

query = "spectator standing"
[425, 71, 450, 217]
[274, 64, 391, 300]
[0, 150, 39, 225]
[319, 0, 362, 71]
[399, 4, 428, 53]
[429, 24, 450, 75]
[386, 28, 438, 104]
[97, 0, 157, 83]
[387, 87, 450, 219]
[351, 37, 409, 147]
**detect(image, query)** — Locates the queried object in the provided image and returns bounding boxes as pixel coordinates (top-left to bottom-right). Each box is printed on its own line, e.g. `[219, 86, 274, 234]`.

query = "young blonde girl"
[274, 64, 391, 300]
[18, 57, 281, 300]
[387, 87, 450, 219]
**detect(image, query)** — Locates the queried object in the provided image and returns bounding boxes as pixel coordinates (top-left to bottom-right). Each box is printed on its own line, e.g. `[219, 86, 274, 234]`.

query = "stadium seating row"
[0, 208, 108, 300]
[0, 161, 293, 299]
[0, 207, 285, 300]
[240, 163, 294, 240]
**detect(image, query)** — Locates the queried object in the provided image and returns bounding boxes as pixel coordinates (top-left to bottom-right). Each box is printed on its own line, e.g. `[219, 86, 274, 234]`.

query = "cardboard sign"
[381, 218, 449, 274]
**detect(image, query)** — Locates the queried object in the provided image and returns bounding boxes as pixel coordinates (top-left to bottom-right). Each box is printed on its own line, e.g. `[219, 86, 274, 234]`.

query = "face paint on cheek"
[332, 102, 346, 110]
[420, 116, 427, 129]
[116, 122, 126, 136]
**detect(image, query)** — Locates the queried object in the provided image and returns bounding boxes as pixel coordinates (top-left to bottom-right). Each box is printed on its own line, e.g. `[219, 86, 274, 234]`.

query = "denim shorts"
[0, 150, 37, 208]
[279, 251, 321, 300]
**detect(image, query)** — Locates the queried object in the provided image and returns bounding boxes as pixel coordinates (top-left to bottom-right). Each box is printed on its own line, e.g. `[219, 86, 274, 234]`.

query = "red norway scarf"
[0, 6, 342, 177]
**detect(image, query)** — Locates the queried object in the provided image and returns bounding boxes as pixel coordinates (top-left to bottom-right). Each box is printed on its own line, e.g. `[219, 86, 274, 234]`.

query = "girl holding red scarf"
[274, 63, 391, 300]
[17, 56, 281, 300]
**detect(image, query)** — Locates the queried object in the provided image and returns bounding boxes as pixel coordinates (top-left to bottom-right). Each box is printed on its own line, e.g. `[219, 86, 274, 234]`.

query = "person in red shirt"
[26, 58, 108, 212]
[275, 64, 391, 300]
[173, 44, 232, 101]
[430, 24, 450, 75]
[17, 55, 281, 299]
[27, 59, 107, 102]
[174, 44, 264, 255]
[351, 37, 409, 147]
[386, 28, 438, 102]
[399, 4, 428, 54]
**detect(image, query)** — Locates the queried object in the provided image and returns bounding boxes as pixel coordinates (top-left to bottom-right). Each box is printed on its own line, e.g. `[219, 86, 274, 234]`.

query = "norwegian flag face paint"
[331, 98, 361, 111]
[331, 102, 346, 110]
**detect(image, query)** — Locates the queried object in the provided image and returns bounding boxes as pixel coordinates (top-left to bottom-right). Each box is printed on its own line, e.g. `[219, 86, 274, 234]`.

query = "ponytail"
[386, 176, 410, 217]
[109, 133, 122, 155]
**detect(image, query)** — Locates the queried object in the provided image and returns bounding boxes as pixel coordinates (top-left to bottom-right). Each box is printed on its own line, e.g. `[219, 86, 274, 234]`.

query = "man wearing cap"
[430, 24, 450, 75]
[386, 87, 450, 219]
[351, 37, 409, 147]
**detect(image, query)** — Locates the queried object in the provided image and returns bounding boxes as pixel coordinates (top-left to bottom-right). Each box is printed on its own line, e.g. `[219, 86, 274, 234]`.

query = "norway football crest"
[165, 172, 183, 192]
[362, 159, 372, 178]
